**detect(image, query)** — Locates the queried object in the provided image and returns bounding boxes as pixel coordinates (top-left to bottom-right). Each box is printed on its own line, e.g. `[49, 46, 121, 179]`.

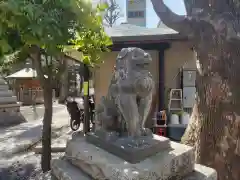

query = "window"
[138, 11, 144, 17]
[128, 11, 144, 18]
[128, 11, 134, 18]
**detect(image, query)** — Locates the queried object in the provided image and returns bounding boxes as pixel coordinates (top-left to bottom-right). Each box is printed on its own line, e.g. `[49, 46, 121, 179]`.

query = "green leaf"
[0, 0, 110, 66]
[0, 40, 12, 53]
[104, 36, 113, 46]
[97, 2, 109, 11]
[83, 55, 91, 65]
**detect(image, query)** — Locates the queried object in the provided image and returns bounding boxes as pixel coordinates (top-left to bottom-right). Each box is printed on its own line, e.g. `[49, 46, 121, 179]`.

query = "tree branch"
[112, 11, 120, 24]
[104, 15, 111, 24]
[151, 0, 194, 35]
[29, 45, 46, 85]
[183, 0, 240, 42]
[104, 0, 120, 27]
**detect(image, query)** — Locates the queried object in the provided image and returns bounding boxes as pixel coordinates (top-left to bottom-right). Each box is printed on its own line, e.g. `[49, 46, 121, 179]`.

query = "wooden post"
[83, 64, 90, 134]
[158, 50, 165, 111]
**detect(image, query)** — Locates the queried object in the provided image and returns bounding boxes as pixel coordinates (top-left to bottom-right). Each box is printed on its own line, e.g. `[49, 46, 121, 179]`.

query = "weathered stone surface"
[51, 159, 91, 180]
[0, 85, 8, 91]
[90, 48, 166, 163]
[64, 135, 195, 180]
[0, 90, 15, 97]
[51, 160, 217, 180]
[183, 164, 217, 180]
[0, 76, 25, 126]
[94, 47, 155, 138]
[0, 96, 18, 104]
[86, 131, 170, 164]
[0, 109, 26, 126]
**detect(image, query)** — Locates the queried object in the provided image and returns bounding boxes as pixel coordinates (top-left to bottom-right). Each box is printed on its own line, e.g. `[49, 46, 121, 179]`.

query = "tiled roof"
[104, 23, 178, 38]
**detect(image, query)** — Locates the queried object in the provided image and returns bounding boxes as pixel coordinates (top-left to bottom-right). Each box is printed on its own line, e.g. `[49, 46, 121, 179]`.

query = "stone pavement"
[0, 107, 70, 158]
[20, 103, 66, 122]
[34, 127, 82, 154]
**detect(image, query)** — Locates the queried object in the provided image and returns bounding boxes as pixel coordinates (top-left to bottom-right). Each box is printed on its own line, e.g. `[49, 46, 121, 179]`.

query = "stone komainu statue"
[95, 47, 155, 137]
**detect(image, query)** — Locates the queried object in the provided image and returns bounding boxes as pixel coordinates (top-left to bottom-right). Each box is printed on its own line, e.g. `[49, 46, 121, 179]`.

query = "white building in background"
[126, 0, 146, 27]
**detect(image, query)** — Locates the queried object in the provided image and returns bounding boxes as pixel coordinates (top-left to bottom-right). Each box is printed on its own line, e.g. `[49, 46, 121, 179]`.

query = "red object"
[156, 127, 166, 136]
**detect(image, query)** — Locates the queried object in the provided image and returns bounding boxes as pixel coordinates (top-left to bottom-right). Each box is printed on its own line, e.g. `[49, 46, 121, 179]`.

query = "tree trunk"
[29, 46, 53, 172]
[58, 60, 68, 103]
[151, 1, 240, 179]
[41, 82, 53, 172]
[181, 44, 240, 180]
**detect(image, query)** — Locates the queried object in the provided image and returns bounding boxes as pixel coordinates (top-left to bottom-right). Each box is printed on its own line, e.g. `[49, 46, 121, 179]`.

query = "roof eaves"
[111, 33, 188, 43]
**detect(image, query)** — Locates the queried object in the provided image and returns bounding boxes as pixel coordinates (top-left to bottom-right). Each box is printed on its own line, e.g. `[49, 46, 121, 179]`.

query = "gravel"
[0, 152, 64, 180]
[0, 106, 72, 180]
[0, 125, 70, 180]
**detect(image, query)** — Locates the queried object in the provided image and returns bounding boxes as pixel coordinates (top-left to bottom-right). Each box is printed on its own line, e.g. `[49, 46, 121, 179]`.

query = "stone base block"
[0, 96, 18, 104]
[0, 102, 21, 109]
[0, 90, 15, 97]
[64, 135, 195, 180]
[86, 131, 171, 164]
[0, 110, 26, 126]
[51, 159, 91, 180]
[0, 85, 8, 91]
[51, 152, 216, 180]
[183, 164, 217, 180]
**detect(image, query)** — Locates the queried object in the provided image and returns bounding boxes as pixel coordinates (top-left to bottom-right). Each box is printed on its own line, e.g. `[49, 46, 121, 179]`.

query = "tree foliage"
[0, 0, 111, 63]
[0, 0, 111, 172]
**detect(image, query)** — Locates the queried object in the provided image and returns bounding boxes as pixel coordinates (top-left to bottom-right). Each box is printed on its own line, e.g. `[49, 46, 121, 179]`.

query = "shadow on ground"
[0, 161, 41, 180]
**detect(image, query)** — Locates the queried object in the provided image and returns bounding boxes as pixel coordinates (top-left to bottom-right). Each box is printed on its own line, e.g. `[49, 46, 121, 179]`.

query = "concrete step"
[51, 159, 217, 180]
[0, 78, 8, 84]
[64, 135, 195, 180]
[183, 164, 217, 180]
[0, 85, 9, 91]
[0, 90, 14, 97]
[0, 96, 17, 104]
[51, 159, 91, 180]
[0, 102, 21, 108]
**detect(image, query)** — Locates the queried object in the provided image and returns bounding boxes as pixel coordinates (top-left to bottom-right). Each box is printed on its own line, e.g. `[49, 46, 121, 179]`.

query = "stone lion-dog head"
[115, 47, 154, 96]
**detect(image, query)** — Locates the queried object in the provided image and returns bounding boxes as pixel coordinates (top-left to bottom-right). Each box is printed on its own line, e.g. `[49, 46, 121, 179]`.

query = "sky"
[107, 0, 187, 28]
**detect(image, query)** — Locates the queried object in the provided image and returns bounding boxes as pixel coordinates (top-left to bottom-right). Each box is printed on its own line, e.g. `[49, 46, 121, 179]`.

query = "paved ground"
[0, 150, 65, 180]
[0, 103, 73, 180]
[20, 103, 66, 122]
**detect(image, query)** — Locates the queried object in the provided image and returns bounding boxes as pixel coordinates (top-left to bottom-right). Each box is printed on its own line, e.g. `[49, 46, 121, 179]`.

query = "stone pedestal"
[0, 77, 26, 126]
[51, 134, 217, 180]
[86, 130, 171, 164]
